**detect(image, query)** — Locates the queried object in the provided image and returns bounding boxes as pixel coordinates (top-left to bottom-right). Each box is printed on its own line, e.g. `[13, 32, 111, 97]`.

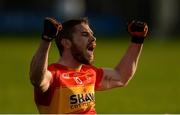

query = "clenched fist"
[128, 20, 148, 44]
[42, 17, 62, 42]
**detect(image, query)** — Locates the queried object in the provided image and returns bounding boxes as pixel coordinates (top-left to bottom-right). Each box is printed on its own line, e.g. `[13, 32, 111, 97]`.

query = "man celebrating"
[29, 17, 148, 114]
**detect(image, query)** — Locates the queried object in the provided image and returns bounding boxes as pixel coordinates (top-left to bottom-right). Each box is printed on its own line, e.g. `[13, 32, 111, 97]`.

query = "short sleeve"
[47, 64, 56, 84]
[94, 67, 104, 90]
[34, 64, 56, 106]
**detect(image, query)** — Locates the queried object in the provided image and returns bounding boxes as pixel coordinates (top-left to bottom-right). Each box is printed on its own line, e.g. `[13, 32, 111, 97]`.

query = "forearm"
[30, 40, 51, 86]
[98, 20, 148, 90]
[115, 42, 143, 85]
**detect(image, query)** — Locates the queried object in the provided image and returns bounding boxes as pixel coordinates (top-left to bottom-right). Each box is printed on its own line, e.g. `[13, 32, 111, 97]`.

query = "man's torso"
[34, 63, 103, 114]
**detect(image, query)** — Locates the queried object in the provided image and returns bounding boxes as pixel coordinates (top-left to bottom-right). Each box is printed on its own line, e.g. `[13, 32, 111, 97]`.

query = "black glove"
[42, 17, 62, 42]
[128, 20, 148, 44]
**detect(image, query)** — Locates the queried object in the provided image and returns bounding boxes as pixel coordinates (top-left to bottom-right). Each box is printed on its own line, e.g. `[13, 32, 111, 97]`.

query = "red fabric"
[34, 63, 103, 114]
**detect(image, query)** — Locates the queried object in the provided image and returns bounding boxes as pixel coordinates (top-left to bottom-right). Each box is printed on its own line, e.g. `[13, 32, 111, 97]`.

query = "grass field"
[0, 35, 179, 113]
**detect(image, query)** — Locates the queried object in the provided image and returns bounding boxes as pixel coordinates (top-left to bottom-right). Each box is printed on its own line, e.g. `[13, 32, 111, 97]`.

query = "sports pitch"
[0, 35, 179, 113]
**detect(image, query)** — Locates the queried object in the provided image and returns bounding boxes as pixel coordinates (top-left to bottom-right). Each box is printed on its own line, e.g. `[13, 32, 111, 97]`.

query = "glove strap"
[42, 35, 53, 42]
[131, 36, 144, 44]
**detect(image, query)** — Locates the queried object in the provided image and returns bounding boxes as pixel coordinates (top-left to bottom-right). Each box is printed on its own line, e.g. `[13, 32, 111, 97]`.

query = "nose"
[91, 36, 96, 42]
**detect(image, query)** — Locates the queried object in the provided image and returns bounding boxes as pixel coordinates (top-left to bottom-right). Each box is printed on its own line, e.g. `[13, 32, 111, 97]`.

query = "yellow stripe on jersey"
[37, 84, 95, 114]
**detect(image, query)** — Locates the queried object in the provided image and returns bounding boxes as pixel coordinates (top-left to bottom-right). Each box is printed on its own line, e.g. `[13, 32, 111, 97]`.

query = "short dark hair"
[55, 17, 89, 56]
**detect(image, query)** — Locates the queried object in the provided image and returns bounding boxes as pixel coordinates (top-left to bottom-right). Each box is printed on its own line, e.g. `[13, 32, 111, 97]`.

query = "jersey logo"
[70, 93, 95, 110]
[73, 77, 83, 85]
[62, 73, 70, 79]
[85, 75, 92, 83]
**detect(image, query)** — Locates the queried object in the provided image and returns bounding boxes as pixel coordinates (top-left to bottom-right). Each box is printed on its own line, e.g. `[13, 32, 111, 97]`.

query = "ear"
[61, 39, 72, 49]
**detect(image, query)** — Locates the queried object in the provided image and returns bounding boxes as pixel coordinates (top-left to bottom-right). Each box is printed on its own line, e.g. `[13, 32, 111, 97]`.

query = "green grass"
[0, 36, 179, 113]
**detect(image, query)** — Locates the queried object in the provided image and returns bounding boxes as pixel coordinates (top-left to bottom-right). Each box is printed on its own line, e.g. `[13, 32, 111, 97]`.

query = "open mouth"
[87, 46, 94, 51]
[87, 43, 96, 51]
[87, 43, 96, 57]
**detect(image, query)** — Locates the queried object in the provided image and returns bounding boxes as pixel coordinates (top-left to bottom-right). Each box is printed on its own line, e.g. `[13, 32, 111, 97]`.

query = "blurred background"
[0, 0, 179, 113]
[1, 0, 180, 37]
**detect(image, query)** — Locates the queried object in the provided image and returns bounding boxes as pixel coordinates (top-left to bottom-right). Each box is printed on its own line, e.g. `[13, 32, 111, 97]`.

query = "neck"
[57, 55, 82, 71]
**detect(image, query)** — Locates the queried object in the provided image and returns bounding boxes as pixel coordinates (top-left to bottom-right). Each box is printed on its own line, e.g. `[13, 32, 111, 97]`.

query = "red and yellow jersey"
[34, 63, 103, 114]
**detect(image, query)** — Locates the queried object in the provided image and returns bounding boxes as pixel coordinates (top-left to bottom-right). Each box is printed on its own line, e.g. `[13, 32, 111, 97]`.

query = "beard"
[71, 42, 92, 65]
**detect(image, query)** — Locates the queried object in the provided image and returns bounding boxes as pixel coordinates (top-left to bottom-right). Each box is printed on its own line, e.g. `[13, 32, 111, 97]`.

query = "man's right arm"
[29, 17, 62, 92]
[30, 40, 52, 92]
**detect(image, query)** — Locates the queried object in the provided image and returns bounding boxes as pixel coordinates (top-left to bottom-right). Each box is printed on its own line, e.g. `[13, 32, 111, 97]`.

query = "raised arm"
[29, 17, 62, 92]
[97, 20, 148, 90]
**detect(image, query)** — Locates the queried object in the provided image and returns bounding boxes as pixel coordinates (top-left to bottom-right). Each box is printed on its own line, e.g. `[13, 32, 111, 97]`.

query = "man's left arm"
[96, 20, 148, 90]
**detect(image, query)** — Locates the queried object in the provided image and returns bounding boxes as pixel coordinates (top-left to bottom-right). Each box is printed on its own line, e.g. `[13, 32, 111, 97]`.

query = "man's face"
[70, 23, 96, 64]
